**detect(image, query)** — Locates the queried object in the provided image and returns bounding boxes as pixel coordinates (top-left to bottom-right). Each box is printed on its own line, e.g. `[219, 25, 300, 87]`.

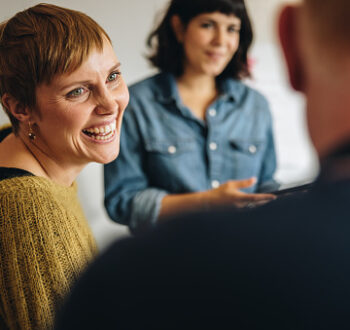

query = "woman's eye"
[201, 22, 213, 29]
[107, 71, 120, 82]
[228, 26, 240, 33]
[67, 87, 86, 98]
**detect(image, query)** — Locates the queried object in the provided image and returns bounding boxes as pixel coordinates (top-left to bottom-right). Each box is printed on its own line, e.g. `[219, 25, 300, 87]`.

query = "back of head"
[304, 0, 350, 54]
[279, 0, 350, 157]
[147, 0, 252, 80]
[0, 3, 110, 134]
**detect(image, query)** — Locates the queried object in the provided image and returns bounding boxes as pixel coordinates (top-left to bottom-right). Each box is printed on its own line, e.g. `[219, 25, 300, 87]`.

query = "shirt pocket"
[228, 139, 265, 181]
[144, 138, 199, 191]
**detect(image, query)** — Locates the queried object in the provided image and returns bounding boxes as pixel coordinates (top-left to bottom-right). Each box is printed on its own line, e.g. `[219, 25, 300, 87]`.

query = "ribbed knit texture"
[0, 175, 97, 329]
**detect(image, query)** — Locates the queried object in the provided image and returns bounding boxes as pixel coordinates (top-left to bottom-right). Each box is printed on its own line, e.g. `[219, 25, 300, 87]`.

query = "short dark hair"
[147, 0, 253, 81]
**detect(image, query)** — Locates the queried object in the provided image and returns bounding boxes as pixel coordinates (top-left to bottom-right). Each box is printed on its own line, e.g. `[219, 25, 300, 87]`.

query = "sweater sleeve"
[0, 180, 96, 330]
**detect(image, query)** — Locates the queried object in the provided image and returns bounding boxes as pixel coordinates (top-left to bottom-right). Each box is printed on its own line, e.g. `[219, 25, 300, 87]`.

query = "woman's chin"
[80, 132, 120, 164]
[95, 147, 120, 165]
[79, 145, 120, 166]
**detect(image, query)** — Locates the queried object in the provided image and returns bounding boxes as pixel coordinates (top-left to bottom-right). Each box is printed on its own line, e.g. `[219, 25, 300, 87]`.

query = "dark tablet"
[272, 181, 314, 197]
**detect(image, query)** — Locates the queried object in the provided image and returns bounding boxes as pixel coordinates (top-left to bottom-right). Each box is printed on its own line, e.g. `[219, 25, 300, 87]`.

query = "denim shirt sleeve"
[104, 101, 168, 234]
[256, 99, 280, 192]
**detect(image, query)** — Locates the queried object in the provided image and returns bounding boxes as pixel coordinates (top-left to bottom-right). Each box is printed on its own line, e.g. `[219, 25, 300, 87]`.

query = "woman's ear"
[171, 15, 185, 43]
[278, 5, 305, 92]
[1, 93, 31, 122]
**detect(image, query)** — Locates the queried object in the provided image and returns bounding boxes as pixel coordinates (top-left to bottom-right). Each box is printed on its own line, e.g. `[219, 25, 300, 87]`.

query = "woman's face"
[32, 40, 129, 167]
[179, 12, 241, 77]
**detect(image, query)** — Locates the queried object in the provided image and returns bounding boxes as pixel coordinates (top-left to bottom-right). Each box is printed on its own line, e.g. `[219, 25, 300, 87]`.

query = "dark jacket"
[57, 149, 350, 330]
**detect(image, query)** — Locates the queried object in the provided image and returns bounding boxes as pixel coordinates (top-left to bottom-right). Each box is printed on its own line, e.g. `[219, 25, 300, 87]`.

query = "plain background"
[0, 0, 318, 250]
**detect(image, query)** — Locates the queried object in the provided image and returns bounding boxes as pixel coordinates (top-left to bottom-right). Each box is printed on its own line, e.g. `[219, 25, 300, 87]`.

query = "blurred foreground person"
[57, 0, 350, 329]
[0, 4, 128, 329]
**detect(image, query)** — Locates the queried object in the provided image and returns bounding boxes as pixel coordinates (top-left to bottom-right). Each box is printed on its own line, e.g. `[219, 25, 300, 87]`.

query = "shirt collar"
[217, 78, 245, 102]
[155, 73, 198, 120]
[155, 72, 180, 104]
[155, 73, 244, 105]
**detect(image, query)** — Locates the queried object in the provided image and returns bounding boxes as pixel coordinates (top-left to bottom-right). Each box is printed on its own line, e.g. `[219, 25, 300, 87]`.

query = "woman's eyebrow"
[58, 62, 122, 92]
[108, 62, 121, 72]
[200, 17, 241, 27]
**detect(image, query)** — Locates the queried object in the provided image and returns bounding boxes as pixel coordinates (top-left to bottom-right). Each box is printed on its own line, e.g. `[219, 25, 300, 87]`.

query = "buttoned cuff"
[129, 188, 168, 234]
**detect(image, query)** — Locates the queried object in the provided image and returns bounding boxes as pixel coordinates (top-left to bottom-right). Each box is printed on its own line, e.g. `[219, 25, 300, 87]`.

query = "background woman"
[0, 4, 128, 329]
[104, 0, 277, 234]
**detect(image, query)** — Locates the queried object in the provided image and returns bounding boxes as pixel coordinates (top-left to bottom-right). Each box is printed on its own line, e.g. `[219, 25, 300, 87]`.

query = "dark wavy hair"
[147, 0, 253, 81]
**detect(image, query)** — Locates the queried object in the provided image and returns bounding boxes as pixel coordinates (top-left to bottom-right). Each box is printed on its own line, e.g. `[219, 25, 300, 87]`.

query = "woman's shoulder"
[0, 175, 77, 200]
[0, 176, 81, 231]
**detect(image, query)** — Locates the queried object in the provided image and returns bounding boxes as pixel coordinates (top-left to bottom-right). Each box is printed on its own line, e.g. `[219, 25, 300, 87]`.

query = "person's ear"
[278, 5, 304, 92]
[171, 15, 185, 43]
[1, 93, 31, 122]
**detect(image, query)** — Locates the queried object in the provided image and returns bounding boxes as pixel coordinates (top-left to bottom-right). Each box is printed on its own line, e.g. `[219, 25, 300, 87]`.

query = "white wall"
[0, 0, 318, 251]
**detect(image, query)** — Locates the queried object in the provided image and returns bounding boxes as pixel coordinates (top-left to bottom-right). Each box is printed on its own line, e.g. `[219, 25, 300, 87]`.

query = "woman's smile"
[82, 120, 117, 142]
[205, 50, 226, 61]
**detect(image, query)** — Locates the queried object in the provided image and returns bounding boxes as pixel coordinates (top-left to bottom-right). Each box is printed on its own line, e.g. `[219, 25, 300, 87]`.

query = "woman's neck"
[0, 133, 82, 187]
[177, 70, 216, 91]
[176, 72, 218, 120]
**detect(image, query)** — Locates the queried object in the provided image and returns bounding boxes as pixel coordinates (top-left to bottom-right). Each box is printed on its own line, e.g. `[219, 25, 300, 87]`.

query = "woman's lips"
[82, 121, 117, 141]
[206, 51, 225, 60]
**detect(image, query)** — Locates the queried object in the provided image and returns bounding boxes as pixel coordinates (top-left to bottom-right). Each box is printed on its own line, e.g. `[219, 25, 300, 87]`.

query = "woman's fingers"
[231, 192, 276, 208]
[207, 178, 276, 208]
[237, 192, 276, 202]
[227, 177, 257, 190]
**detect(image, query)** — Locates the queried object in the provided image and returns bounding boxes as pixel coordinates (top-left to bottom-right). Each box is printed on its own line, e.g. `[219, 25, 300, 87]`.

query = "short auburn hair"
[0, 3, 111, 134]
[147, 0, 253, 82]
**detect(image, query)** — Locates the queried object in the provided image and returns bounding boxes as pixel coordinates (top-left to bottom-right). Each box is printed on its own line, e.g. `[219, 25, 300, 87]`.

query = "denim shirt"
[104, 73, 278, 233]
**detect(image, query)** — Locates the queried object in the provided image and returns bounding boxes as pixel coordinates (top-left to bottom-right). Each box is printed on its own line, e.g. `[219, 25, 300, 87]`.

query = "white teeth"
[84, 122, 116, 134]
[83, 121, 117, 141]
[88, 129, 115, 141]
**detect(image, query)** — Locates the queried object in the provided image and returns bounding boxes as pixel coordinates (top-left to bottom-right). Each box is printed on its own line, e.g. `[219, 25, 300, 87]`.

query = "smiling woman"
[0, 3, 128, 329]
[31, 45, 127, 177]
[104, 0, 278, 234]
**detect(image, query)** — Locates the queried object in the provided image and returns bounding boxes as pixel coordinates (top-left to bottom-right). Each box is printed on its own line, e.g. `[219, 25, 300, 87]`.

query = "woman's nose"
[95, 89, 118, 115]
[213, 28, 226, 45]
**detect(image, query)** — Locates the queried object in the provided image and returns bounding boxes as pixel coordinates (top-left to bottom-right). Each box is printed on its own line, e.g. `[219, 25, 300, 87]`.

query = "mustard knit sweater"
[0, 174, 97, 329]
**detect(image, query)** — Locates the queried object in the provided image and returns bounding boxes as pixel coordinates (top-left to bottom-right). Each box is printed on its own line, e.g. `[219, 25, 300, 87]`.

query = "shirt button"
[248, 144, 257, 154]
[209, 142, 217, 151]
[208, 108, 217, 117]
[211, 180, 220, 188]
[168, 145, 177, 154]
